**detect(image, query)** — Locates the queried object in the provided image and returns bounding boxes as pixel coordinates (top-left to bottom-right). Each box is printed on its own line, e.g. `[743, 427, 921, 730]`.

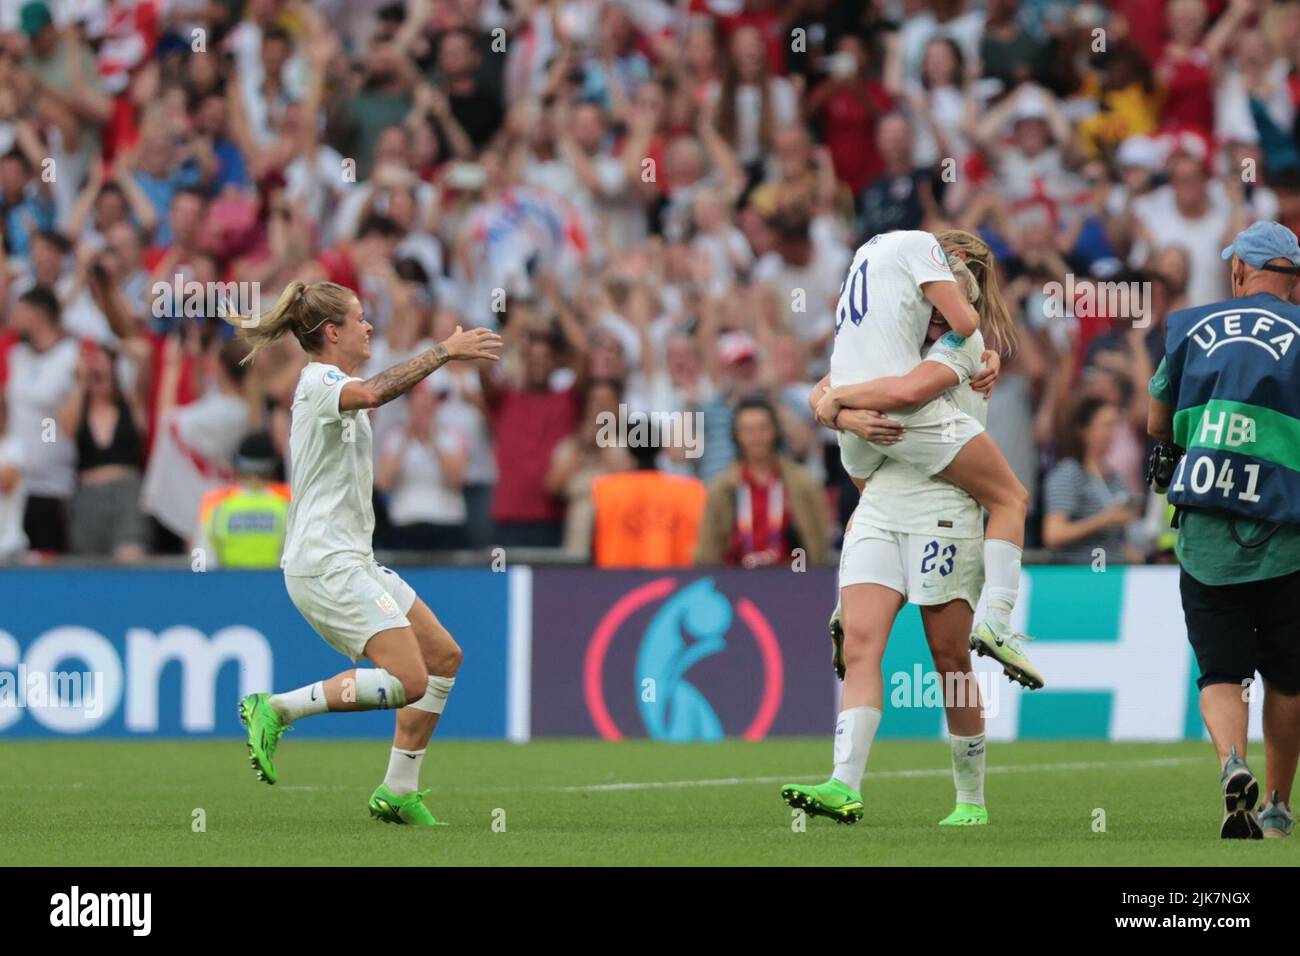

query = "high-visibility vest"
[591, 471, 706, 568]
[200, 482, 290, 569]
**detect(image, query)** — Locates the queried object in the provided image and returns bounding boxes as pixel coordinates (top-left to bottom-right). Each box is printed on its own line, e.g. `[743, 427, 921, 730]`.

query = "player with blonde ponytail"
[235, 279, 502, 826]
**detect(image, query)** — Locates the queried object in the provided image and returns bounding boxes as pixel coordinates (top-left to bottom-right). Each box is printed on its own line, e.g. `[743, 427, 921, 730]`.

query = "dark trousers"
[24, 495, 69, 553]
[493, 520, 563, 549]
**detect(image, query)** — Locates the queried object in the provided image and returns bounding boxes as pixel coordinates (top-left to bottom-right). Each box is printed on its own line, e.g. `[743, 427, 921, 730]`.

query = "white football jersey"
[853, 331, 990, 539]
[829, 230, 956, 388]
[281, 362, 377, 575]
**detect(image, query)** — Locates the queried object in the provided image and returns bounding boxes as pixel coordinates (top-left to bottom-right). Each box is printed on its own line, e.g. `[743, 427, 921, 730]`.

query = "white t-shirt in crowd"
[281, 362, 375, 575]
[753, 215, 851, 373]
[0, 433, 27, 558]
[708, 77, 798, 165]
[4, 336, 79, 497]
[854, 330, 989, 539]
[829, 229, 955, 388]
[382, 427, 467, 526]
[1131, 185, 1233, 307]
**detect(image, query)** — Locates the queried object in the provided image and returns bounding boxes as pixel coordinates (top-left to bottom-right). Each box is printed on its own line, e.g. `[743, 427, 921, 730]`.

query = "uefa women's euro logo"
[583, 578, 784, 742]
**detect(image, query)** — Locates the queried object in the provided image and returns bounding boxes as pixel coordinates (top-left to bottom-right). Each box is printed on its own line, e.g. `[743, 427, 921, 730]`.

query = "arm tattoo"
[363, 343, 449, 407]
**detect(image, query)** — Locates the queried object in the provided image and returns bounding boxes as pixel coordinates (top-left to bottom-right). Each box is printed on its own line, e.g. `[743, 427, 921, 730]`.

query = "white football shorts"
[285, 561, 417, 661]
[839, 520, 984, 610]
[838, 394, 984, 481]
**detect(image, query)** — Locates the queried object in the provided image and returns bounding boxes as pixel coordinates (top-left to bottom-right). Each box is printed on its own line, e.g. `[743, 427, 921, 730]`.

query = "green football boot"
[830, 600, 845, 681]
[368, 784, 448, 827]
[238, 692, 288, 785]
[781, 779, 864, 824]
[970, 619, 1044, 690]
[1220, 747, 1263, 839]
[938, 802, 988, 827]
[1259, 790, 1293, 839]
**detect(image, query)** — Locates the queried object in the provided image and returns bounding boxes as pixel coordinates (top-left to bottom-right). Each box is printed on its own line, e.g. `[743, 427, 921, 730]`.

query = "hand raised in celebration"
[439, 325, 503, 362]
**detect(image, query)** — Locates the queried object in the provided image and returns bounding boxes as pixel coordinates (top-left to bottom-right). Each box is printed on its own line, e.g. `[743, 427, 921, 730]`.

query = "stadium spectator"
[196, 432, 290, 570]
[140, 337, 251, 546]
[1042, 397, 1141, 564]
[433, 27, 505, 152]
[590, 438, 706, 569]
[5, 286, 78, 553]
[711, 23, 798, 180]
[0, 149, 55, 261]
[0, 391, 27, 560]
[857, 112, 934, 239]
[58, 341, 147, 561]
[805, 33, 894, 196]
[375, 378, 470, 550]
[695, 396, 829, 567]
[480, 321, 584, 548]
[546, 378, 635, 557]
[1132, 151, 1246, 307]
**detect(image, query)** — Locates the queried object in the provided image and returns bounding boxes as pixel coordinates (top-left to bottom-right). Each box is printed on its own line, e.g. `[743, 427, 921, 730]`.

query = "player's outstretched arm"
[342, 326, 502, 411]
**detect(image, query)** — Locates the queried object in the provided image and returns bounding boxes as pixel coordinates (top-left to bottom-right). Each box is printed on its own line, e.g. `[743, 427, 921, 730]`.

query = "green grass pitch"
[1, 739, 1295, 866]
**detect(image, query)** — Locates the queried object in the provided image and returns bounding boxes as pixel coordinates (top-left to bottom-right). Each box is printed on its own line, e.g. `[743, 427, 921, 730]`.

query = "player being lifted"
[783, 230, 1042, 824]
[820, 230, 1041, 681]
[231, 281, 501, 826]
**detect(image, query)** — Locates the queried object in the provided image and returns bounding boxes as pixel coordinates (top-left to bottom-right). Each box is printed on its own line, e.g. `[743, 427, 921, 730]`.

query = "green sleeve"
[1148, 357, 1172, 403]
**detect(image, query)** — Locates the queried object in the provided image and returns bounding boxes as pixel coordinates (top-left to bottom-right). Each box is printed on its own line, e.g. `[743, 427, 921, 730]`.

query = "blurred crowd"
[0, 0, 1295, 568]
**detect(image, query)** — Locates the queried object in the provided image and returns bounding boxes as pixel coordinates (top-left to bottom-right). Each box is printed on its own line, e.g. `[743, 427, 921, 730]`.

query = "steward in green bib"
[1147, 221, 1300, 841]
[197, 433, 290, 569]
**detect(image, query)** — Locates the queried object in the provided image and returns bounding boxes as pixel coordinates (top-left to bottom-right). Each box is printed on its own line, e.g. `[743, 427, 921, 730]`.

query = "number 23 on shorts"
[920, 539, 956, 576]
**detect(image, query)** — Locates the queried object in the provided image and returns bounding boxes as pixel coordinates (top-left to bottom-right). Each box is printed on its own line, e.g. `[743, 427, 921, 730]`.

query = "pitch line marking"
[556, 757, 1203, 793]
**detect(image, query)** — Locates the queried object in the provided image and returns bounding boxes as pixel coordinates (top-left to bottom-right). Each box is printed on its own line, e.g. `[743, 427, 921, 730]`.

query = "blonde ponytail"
[935, 228, 1018, 356]
[228, 280, 356, 364]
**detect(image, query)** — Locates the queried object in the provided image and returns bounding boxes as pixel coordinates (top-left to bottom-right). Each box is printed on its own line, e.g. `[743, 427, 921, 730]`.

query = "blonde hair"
[228, 280, 357, 364]
[935, 228, 1018, 355]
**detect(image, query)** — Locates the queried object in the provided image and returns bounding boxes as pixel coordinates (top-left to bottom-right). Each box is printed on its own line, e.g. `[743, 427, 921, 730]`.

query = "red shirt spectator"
[811, 78, 894, 194]
[487, 384, 581, 525]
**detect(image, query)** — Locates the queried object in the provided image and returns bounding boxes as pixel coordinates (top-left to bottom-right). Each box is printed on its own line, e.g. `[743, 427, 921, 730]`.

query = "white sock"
[270, 681, 327, 725]
[353, 668, 408, 710]
[384, 747, 425, 795]
[983, 539, 1022, 627]
[831, 705, 882, 790]
[950, 733, 986, 805]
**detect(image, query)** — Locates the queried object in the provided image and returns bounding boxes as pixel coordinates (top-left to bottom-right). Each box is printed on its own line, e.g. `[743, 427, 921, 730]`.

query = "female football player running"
[232, 280, 501, 826]
[783, 302, 1004, 827]
[817, 228, 1040, 687]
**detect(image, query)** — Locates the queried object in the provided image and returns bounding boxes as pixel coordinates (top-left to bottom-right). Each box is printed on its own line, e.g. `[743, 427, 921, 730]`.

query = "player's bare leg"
[1259, 681, 1298, 837]
[784, 583, 901, 824]
[939, 434, 1027, 548]
[940, 436, 1043, 689]
[921, 600, 988, 826]
[368, 599, 462, 825]
[366, 603, 461, 826]
[392, 599, 461, 749]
